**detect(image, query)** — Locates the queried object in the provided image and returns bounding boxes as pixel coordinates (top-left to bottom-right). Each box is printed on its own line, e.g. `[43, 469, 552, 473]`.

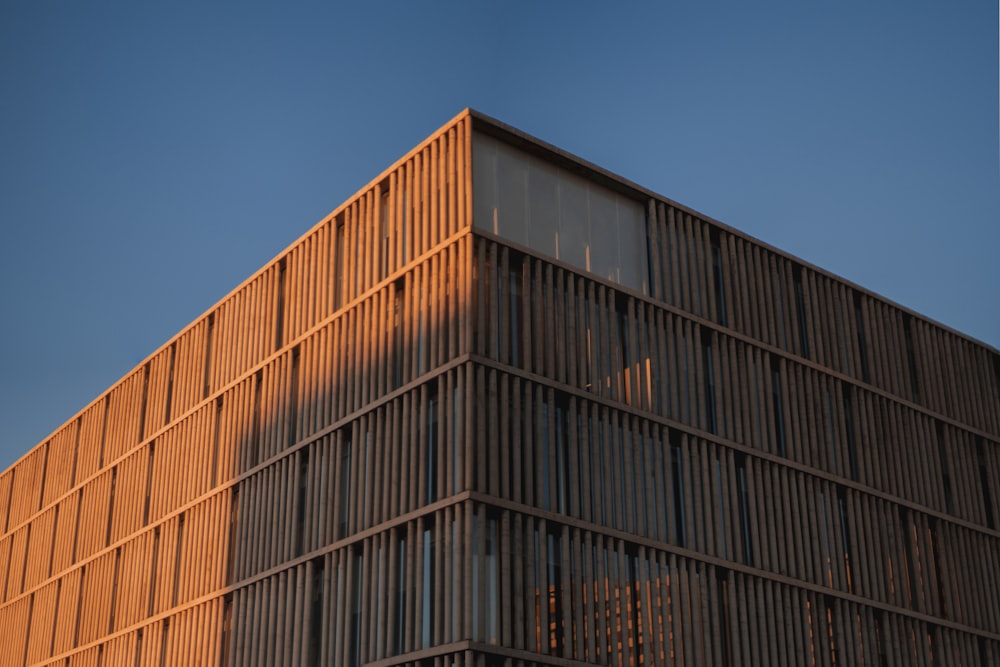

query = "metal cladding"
[1, 109, 998, 666]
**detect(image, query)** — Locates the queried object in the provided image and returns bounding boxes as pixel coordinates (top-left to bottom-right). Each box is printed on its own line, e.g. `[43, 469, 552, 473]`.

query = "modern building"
[1, 109, 998, 666]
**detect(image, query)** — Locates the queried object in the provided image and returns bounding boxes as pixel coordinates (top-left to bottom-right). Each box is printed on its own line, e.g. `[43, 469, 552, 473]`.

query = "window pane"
[588, 188, 620, 283]
[527, 159, 559, 258]
[473, 132, 648, 294]
[616, 198, 647, 291]
[496, 142, 528, 246]
[473, 137, 498, 233]
[558, 174, 590, 269]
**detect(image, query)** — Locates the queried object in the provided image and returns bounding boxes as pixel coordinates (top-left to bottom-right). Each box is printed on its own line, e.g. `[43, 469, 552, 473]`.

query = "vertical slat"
[3, 110, 999, 667]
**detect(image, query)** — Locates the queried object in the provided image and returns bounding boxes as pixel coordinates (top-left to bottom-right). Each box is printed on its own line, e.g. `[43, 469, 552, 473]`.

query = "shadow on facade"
[201, 261, 473, 666]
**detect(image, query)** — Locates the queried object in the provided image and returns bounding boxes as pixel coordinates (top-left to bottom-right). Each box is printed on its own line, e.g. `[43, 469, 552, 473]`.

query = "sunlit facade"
[1, 109, 999, 666]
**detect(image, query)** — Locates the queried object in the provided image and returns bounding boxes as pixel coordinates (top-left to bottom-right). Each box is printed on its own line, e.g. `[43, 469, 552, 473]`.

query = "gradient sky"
[1, 2, 997, 471]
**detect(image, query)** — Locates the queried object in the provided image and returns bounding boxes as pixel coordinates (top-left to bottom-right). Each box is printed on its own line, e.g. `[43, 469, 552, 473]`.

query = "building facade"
[1, 109, 999, 666]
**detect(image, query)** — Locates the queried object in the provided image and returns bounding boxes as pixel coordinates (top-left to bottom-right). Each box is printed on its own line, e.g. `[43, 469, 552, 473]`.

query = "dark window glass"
[936, 422, 953, 516]
[976, 437, 996, 529]
[670, 430, 686, 548]
[335, 219, 347, 310]
[624, 546, 642, 665]
[818, 492, 834, 587]
[394, 535, 405, 653]
[401, 186, 410, 266]
[392, 287, 403, 388]
[289, 347, 300, 447]
[307, 559, 324, 663]
[540, 402, 551, 510]
[736, 455, 753, 566]
[702, 330, 717, 434]
[555, 395, 569, 515]
[421, 525, 434, 648]
[158, 619, 169, 667]
[471, 515, 480, 637]
[225, 489, 238, 585]
[843, 385, 859, 481]
[792, 264, 809, 359]
[836, 486, 852, 593]
[417, 286, 427, 374]
[715, 460, 727, 559]
[294, 448, 309, 557]
[380, 190, 390, 279]
[774, 268, 788, 351]
[546, 528, 564, 656]
[897, 507, 918, 607]
[874, 611, 888, 667]
[771, 359, 787, 458]
[338, 433, 352, 538]
[509, 260, 522, 367]
[596, 413, 608, 525]
[680, 330, 691, 425]
[825, 387, 837, 475]
[928, 518, 947, 618]
[486, 517, 498, 642]
[203, 313, 216, 400]
[903, 314, 920, 401]
[993, 353, 1000, 398]
[349, 548, 362, 667]
[751, 358, 763, 448]
[717, 568, 733, 667]
[710, 228, 727, 326]
[854, 292, 871, 383]
[451, 386, 460, 495]
[427, 391, 438, 504]
[250, 370, 263, 468]
[276, 258, 287, 351]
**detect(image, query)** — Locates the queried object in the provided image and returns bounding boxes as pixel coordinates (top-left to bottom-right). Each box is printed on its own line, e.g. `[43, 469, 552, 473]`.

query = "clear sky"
[1, 2, 997, 472]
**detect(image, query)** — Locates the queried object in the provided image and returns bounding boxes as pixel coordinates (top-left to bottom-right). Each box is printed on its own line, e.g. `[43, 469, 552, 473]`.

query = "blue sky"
[1, 2, 997, 471]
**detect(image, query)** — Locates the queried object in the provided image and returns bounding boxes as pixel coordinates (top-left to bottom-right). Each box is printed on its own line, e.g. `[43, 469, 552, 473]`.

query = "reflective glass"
[558, 175, 590, 269]
[496, 142, 528, 246]
[527, 159, 559, 258]
[473, 138, 498, 234]
[617, 202, 647, 292]
[473, 132, 648, 293]
[588, 189, 620, 283]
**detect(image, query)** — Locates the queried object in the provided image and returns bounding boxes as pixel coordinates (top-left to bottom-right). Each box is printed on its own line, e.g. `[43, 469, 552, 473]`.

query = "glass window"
[379, 191, 390, 280]
[473, 138, 498, 234]
[617, 201, 646, 289]
[427, 390, 438, 504]
[421, 526, 434, 648]
[307, 558, 324, 662]
[496, 143, 529, 245]
[338, 433, 351, 538]
[559, 176, 589, 269]
[473, 132, 648, 294]
[736, 454, 753, 566]
[588, 191, 619, 283]
[527, 159, 559, 258]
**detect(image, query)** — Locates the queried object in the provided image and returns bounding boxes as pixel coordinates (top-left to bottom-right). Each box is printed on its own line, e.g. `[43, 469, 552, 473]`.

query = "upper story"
[2, 108, 998, 533]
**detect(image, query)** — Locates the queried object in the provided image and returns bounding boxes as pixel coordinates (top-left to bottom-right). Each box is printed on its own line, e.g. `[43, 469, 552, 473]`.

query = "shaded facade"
[1, 109, 999, 666]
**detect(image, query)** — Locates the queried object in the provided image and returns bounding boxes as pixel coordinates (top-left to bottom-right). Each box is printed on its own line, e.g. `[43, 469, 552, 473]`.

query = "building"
[1, 109, 998, 666]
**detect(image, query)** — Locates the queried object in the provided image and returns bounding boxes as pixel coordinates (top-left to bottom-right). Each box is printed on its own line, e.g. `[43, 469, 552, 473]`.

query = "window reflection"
[473, 132, 649, 294]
